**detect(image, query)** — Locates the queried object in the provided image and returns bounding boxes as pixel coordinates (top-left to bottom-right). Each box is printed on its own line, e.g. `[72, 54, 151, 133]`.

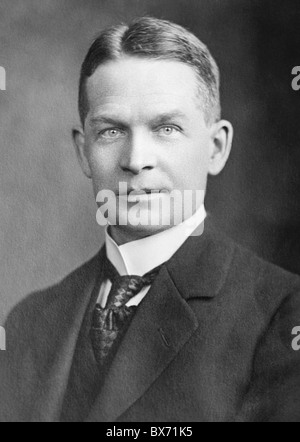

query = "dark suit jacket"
[1, 220, 300, 422]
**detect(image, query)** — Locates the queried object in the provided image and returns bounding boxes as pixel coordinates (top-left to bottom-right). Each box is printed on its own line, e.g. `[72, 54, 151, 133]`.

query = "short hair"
[78, 17, 221, 127]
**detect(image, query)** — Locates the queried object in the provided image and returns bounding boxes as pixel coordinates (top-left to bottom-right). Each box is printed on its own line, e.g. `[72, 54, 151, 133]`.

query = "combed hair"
[78, 17, 221, 126]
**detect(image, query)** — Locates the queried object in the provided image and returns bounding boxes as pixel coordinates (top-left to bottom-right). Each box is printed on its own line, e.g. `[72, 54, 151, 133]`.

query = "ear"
[72, 125, 92, 179]
[208, 120, 233, 176]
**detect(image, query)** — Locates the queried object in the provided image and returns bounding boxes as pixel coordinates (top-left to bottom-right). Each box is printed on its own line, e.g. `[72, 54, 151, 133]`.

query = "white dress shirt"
[97, 205, 207, 308]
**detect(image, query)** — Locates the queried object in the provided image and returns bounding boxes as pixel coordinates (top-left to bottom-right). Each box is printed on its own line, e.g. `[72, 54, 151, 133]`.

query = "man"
[1, 17, 300, 422]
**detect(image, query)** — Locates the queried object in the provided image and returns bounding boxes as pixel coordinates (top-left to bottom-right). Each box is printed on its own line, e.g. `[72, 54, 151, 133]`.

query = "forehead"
[85, 57, 203, 120]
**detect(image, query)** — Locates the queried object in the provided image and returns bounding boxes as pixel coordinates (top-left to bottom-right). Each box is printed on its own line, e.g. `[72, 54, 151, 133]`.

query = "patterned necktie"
[90, 256, 163, 369]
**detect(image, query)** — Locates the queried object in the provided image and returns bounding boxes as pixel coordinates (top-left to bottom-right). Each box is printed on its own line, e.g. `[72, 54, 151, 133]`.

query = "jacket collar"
[166, 216, 235, 300]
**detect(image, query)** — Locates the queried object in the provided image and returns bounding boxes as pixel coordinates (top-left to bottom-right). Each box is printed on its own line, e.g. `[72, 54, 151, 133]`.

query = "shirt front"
[97, 204, 207, 308]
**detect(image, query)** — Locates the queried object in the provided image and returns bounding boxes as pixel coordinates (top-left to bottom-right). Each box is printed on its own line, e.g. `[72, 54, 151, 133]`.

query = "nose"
[120, 131, 157, 175]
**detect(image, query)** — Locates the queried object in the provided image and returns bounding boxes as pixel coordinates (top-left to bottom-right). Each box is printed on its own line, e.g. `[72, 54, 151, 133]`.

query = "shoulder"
[230, 233, 300, 291]
[204, 219, 300, 284]
[4, 251, 102, 338]
[203, 223, 300, 317]
[228, 240, 300, 421]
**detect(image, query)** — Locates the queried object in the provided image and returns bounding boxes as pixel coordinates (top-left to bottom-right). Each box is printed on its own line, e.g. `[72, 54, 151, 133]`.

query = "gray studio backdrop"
[1, 0, 300, 323]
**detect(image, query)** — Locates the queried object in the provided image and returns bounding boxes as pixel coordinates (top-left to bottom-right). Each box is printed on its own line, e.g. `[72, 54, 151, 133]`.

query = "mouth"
[117, 188, 169, 196]
[117, 188, 169, 203]
[130, 189, 163, 196]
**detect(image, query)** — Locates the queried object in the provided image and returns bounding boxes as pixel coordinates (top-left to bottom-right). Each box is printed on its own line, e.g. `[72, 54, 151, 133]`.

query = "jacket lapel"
[86, 265, 199, 422]
[86, 218, 234, 422]
[30, 249, 105, 422]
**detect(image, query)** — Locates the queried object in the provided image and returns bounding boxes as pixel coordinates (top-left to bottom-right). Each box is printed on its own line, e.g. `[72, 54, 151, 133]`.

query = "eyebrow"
[89, 115, 125, 126]
[150, 111, 188, 125]
[89, 110, 188, 127]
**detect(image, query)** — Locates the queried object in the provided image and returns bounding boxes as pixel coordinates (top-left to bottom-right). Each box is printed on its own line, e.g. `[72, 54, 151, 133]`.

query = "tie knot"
[103, 256, 163, 308]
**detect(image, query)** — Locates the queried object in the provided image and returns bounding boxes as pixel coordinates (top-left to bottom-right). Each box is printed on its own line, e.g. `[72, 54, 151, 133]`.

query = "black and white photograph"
[1, 0, 300, 424]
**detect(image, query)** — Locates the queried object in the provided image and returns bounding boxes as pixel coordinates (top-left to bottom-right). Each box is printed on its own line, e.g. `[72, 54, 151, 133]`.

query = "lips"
[117, 188, 168, 196]
[129, 189, 161, 195]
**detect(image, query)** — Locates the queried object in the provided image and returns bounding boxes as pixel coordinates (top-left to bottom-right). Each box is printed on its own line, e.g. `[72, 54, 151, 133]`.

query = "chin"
[113, 221, 173, 241]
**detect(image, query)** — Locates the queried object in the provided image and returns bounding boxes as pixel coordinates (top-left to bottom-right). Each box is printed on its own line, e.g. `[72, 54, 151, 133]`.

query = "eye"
[156, 125, 181, 136]
[99, 128, 125, 139]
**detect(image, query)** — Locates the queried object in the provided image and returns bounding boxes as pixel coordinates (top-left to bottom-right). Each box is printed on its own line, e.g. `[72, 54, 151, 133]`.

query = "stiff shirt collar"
[105, 205, 207, 276]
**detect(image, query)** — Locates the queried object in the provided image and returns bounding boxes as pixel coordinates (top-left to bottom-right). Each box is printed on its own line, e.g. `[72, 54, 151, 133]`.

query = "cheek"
[170, 140, 210, 188]
[88, 146, 116, 179]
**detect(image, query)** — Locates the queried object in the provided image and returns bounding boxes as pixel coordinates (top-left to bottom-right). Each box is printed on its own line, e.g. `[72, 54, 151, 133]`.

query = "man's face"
[75, 57, 230, 240]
